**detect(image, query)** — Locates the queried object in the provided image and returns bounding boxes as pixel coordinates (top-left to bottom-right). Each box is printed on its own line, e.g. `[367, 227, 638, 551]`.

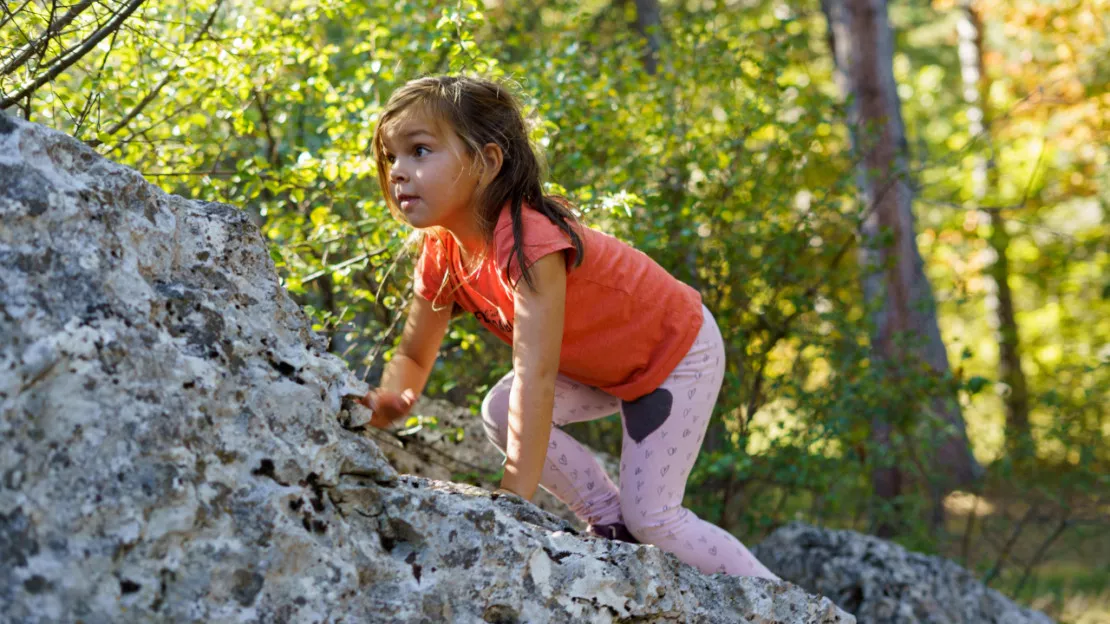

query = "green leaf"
[310, 206, 330, 227]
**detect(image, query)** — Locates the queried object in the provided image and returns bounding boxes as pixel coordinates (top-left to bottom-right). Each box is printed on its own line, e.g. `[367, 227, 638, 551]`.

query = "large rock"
[0, 113, 851, 623]
[753, 523, 1054, 624]
[342, 405, 1056, 624]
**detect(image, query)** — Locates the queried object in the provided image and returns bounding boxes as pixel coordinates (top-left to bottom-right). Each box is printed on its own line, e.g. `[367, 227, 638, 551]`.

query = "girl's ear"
[480, 142, 504, 185]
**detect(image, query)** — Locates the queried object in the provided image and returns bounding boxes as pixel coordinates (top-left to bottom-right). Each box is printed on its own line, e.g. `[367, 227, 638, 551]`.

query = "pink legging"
[480, 304, 778, 579]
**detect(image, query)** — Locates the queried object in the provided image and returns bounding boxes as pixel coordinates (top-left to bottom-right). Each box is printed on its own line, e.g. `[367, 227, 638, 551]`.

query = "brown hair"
[371, 74, 584, 293]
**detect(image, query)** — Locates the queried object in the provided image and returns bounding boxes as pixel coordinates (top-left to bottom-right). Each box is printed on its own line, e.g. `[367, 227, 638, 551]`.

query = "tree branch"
[982, 504, 1038, 585]
[85, 0, 222, 147]
[0, 0, 146, 109]
[1012, 516, 1070, 597]
[0, 0, 94, 77]
[0, 0, 36, 33]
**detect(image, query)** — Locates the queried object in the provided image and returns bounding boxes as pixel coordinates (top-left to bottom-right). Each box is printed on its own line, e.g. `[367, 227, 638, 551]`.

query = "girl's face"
[380, 108, 481, 232]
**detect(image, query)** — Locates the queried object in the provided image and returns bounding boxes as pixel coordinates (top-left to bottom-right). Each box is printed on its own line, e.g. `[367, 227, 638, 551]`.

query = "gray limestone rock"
[752, 523, 1054, 624]
[351, 393, 619, 528]
[0, 112, 851, 623]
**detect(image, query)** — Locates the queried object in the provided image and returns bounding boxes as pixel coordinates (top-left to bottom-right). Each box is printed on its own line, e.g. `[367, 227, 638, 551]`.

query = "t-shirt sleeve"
[494, 205, 580, 287]
[413, 233, 454, 306]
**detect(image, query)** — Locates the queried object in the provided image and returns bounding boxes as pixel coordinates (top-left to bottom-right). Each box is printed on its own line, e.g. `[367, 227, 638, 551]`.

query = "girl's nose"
[390, 167, 408, 183]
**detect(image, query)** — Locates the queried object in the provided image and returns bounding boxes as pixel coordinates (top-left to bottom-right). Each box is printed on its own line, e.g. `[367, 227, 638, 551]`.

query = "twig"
[102, 94, 199, 149]
[1, 0, 147, 109]
[0, 0, 95, 77]
[86, 0, 223, 147]
[252, 86, 281, 167]
[300, 246, 391, 285]
[0, 0, 36, 32]
[361, 290, 412, 383]
[1013, 516, 1070, 597]
[960, 484, 981, 567]
[74, 25, 119, 134]
[357, 241, 414, 382]
[983, 503, 1038, 586]
[29, 0, 60, 79]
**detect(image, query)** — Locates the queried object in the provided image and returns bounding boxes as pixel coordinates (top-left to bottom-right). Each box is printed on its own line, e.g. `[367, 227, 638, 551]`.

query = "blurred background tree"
[3, 0, 1106, 620]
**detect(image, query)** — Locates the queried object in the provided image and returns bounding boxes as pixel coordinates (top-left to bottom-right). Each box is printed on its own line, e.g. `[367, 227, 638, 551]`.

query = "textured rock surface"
[0, 113, 852, 623]
[752, 523, 1054, 624]
[355, 394, 619, 528]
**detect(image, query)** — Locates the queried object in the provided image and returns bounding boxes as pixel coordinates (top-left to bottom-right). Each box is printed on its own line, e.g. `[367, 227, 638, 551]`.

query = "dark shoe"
[586, 522, 640, 544]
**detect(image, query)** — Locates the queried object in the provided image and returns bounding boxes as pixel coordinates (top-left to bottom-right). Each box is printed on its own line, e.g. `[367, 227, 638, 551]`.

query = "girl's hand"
[358, 388, 416, 429]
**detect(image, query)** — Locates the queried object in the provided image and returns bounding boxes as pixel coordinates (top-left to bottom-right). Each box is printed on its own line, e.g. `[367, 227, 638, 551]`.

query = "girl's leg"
[481, 370, 623, 526]
[618, 305, 779, 579]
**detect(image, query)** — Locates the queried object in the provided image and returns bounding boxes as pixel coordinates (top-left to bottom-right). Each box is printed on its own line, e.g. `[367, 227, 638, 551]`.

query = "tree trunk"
[956, 1, 1033, 461]
[632, 0, 662, 75]
[821, 0, 982, 533]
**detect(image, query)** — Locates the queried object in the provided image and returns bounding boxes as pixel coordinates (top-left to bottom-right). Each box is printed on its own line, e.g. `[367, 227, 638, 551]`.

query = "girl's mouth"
[398, 195, 420, 210]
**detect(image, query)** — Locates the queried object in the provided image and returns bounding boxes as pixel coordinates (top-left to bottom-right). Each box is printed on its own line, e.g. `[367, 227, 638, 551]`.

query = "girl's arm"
[369, 294, 453, 426]
[500, 252, 567, 500]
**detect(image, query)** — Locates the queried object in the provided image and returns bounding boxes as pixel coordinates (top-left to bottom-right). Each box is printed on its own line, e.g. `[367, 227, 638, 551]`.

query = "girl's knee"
[620, 499, 682, 543]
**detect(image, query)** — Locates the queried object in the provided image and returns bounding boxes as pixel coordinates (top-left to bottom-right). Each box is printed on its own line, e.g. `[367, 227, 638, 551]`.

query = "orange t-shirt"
[414, 202, 703, 401]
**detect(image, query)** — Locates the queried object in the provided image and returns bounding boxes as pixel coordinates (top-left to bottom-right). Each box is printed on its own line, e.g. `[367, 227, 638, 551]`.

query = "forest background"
[2, 0, 1107, 621]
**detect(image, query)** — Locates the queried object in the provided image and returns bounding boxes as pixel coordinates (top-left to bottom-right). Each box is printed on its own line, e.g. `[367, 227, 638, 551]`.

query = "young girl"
[359, 75, 779, 580]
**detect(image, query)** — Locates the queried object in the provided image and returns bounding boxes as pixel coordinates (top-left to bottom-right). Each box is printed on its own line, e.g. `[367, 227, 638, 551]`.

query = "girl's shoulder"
[492, 201, 582, 284]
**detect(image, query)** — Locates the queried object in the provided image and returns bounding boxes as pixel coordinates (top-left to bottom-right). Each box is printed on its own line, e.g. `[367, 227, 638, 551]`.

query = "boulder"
[753, 523, 1054, 624]
[0, 113, 851, 623]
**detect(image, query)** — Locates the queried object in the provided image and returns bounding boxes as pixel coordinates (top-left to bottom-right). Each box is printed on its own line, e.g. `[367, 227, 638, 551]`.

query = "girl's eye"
[384, 153, 396, 164]
[414, 145, 430, 157]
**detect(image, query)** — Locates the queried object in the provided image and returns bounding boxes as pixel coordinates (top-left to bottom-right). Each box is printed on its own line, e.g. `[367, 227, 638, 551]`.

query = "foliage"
[3, 0, 1106, 617]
